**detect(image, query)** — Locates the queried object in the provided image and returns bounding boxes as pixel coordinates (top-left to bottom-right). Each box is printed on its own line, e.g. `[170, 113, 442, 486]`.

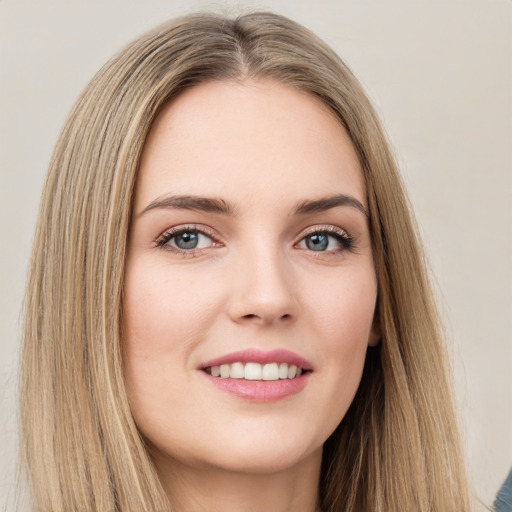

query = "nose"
[226, 246, 298, 326]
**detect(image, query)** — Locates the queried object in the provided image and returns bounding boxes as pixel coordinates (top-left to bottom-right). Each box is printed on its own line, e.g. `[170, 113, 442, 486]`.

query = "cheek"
[121, 262, 215, 417]
[123, 260, 220, 351]
[304, 267, 377, 345]
[299, 268, 377, 421]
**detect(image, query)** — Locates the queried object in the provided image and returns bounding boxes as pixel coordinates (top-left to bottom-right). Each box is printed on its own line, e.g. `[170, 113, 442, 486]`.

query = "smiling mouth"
[203, 362, 307, 381]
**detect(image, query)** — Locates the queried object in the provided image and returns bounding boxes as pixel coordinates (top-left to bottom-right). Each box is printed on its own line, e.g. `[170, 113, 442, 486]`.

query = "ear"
[368, 311, 381, 347]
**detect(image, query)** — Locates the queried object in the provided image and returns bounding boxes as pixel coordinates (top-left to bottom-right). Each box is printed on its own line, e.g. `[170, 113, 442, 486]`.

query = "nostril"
[242, 313, 292, 321]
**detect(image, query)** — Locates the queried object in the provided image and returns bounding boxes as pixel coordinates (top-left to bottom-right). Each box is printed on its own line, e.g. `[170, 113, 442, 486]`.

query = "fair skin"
[123, 79, 379, 512]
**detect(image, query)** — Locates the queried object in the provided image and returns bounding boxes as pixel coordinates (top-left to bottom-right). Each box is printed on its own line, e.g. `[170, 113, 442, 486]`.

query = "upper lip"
[200, 349, 313, 371]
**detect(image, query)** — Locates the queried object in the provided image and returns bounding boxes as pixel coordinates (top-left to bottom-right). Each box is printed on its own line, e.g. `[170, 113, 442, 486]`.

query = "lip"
[201, 372, 311, 402]
[200, 348, 313, 371]
[199, 349, 313, 402]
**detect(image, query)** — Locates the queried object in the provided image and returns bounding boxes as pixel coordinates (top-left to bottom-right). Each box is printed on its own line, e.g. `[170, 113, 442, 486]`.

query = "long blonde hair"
[20, 11, 470, 511]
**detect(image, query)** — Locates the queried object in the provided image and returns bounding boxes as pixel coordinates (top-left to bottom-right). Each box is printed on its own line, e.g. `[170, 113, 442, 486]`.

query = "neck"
[153, 449, 323, 512]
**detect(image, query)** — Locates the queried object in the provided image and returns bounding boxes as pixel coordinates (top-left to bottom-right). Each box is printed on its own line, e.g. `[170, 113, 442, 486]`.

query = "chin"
[149, 424, 324, 477]
[199, 446, 322, 476]
[203, 426, 325, 474]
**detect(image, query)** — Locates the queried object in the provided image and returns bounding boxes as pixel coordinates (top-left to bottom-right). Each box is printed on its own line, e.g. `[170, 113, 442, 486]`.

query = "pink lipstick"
[199, 349, 312, 402]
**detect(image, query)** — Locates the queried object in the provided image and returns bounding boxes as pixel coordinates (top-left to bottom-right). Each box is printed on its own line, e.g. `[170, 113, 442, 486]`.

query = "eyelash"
[155, 225, 219, 255]
[298, 225, 354, 253]
[155, 224, 354, 256]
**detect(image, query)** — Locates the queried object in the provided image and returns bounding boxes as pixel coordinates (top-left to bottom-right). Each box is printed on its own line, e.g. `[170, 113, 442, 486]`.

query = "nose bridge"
[228, 237, 297, 324]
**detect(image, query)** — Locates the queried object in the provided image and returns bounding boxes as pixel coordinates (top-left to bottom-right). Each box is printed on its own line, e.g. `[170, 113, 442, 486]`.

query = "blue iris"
[305, 234, 329, 251]
[174, 231, 199, 249]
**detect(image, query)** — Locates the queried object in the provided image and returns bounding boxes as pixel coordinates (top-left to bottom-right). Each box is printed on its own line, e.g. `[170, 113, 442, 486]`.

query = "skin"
[123, 79, 379, 512]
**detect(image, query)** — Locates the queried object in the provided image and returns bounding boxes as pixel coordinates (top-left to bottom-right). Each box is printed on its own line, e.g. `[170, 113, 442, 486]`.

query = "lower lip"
[201, 372, 311, 402]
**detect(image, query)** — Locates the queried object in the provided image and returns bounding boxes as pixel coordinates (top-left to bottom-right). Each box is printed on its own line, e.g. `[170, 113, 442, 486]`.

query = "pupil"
[176, 232, 198, 249]
[306, 234, 328, 251]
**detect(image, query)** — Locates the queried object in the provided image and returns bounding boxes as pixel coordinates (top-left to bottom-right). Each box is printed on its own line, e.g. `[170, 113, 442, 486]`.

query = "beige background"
[1, 0, 510, 509]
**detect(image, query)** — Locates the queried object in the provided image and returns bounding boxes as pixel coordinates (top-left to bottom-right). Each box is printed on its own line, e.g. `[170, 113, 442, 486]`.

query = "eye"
[297, 228, 353, 253]
[156, 227, 217, 252]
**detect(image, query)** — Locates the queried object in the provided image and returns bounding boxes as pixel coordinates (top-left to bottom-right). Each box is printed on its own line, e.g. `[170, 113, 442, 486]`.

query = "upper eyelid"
[297, 225, 350, 238]
[155, 223, 352, 248]
[301, 225, 347, 233]
[154, 225, 221, 251]
[296, 225, 355, 249]
[157, 223, 349, 237]
[158, 224, 218, 239]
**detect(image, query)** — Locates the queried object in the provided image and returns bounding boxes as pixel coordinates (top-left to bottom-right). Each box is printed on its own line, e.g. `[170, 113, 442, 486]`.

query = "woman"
[20, 11, 471, 511]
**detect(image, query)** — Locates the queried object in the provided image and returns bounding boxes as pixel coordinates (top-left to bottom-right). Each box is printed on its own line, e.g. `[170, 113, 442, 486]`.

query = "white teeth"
[220, 364, 230, 378]
[278, 362, 289, 379]
[230, 362, 245, 379]
[207, 362, 306, 381]
[244, 362, 262, 380]
[262, 363, 279, 381]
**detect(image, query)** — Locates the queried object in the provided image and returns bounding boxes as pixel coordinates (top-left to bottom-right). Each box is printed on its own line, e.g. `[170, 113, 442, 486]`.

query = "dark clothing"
[495, 468, 512, 512]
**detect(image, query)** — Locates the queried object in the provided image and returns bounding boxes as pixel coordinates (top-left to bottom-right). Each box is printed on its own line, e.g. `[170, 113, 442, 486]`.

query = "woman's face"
[123, 79, 378, 477]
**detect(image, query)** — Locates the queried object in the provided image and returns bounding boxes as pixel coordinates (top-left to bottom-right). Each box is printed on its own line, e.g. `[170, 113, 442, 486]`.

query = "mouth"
[203, 362, 307, 381]
[199, 349, 312, 402]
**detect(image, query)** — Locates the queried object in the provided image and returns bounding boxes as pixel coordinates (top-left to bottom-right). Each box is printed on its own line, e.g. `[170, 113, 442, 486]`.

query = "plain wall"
[1, 0, 511, 508]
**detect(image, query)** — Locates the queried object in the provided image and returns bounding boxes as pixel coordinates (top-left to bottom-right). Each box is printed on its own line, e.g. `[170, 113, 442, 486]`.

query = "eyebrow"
[139, 193, 368, 218]
[293, 194, 369, 217]
[139, 194, 238, 217]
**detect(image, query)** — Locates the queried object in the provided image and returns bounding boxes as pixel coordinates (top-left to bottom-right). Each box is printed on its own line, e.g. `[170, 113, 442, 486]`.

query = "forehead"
[135, 79, 365, 212]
